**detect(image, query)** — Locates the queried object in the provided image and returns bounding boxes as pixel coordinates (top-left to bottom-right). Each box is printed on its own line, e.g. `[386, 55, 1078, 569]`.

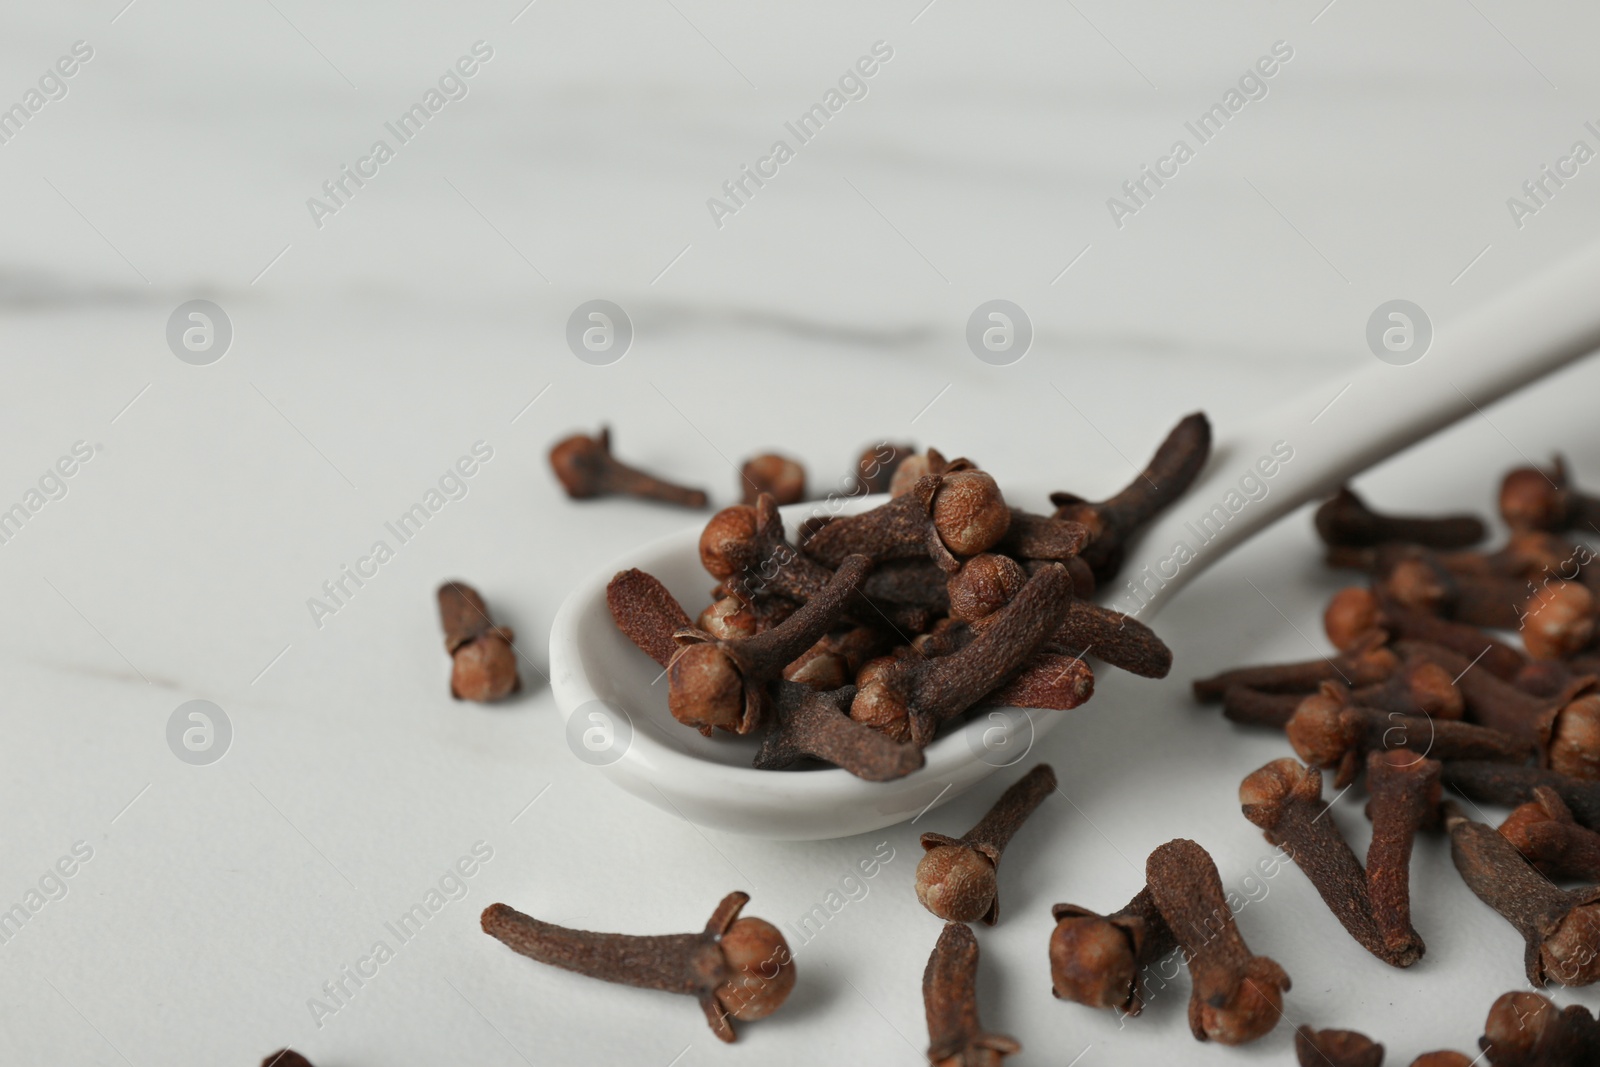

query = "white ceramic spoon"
[549, 243, 1600, 840]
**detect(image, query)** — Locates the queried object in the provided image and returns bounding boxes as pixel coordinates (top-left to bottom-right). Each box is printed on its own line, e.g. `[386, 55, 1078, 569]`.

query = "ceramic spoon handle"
[1068, 242, 1600, 621]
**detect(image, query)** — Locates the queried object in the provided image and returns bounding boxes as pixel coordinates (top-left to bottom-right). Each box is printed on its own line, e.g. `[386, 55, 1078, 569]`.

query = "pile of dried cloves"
[1167, 457, 1600, 1062]
[601, 415, 1211, 779]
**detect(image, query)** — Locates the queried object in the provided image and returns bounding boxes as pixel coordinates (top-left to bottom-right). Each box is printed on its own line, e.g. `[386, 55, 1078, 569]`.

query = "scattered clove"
[916, 764, 1055, 924]
[1499, 786, 1600, 882]
[549, 427, 709, 507]
[1144, 837, 1290, 1045]
[1522, 581, 1597, 661]
[1443, 802, 1600, 986]
[1315, 485, 1485, 549]
[1443, 761, 1600, 831]
[1049, 888, 1176, 1016]
[1325, 588, 1526, 683]
[1050, 412, 1212, 583]
[1193, 633, 1399, 702]
[1479, 989, 1600, 1065]
[740, 453, 806, 506]
[481, 892, 794, 1043]
[437, 581, 521, 702]
[1285, 683, 1531, 788]
[261, 1053, 314, 1067]
[1295, 1025, 1385, 1067]
[1239, 756, 1431, 967]
[923, 921, 1021, 1067]
[1401, 641, 1600, 779]
[1500, 456, 1600, 534]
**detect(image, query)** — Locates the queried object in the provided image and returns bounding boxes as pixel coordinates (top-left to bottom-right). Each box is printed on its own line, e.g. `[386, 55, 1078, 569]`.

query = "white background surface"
[4, 1, 1600, 1063]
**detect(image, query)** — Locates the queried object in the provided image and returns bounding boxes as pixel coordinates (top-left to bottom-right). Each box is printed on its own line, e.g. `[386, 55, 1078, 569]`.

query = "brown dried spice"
[923, 921, 1020, 1067]
[481, 892, 793, 1043]
[915, 764, 1056, 924]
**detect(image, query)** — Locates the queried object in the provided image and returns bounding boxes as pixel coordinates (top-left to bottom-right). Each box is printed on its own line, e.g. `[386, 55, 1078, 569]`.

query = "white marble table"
[4, 1, 1600, 1063]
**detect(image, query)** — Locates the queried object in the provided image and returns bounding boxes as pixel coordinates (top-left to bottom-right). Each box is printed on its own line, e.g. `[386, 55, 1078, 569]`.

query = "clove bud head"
[741, 454, 806, 506]
[1523, 581, 1597, 661]
[451, 631, 520, 702]
[667, 643, 746, 735]
[1551, 695, 1600, 781]
[931, 470, 1011, 556]
[1482, 990, 1563, 1061]
[915, 845, 998, 924]
[1194, 956, 1290, 1046]
[1240, 756, 1321, 823]
[699, 505, 760, 580]
[1284, 692, 1362, 773]
[947, 554, 1027, 623]
[1541, 903, 1600, 986]
[715, 917, 796, 1021]
[1501, 465, 1566, 531]
[1048, 914, 1138, 1010]
[1324, 587, 1384, 651]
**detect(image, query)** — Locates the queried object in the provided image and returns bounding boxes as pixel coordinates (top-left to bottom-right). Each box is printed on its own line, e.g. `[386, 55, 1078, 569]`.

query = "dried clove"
[437, 581, 521, 702]
[699, 495, 941, 630]
[1315, 485, 1486, 549]
[1049, 888, 1176, 1016]
[1443, 802, 1600, 987]
[783, 625, 896, 690]
[608, 568, 694, 668]
[1193, 633, 1399, 702]
[916, 764, 1055, 924]
[670, 555, 871, 735]
[1365, 749, 1442, 962]
[992, 508, 1090, 563]
[1500, 456, 1600, 534]
[949, 553, 1171, 679]
[740, 453, 806, 506]
[1523, 581, 1597, 661]
[1220, 684, 1303, 729]
[1295, 1025, 1385, 1067]
[1376, 549, 1536, 631]
[1499, 786, 1600, 882]
[481, 892, 794, 1043]
[1443, 761, 1600, 830]
[1354, 658, 1465, 720]
[851, 563, 1075, 745]
[261, 1053, 314, 1067]
[1479, 989, 1600, 1066]
[1144, 837, 1290, 1045]
[1285, 683, 1531, 788]
[853, 441, 914, 495]
[1049, 412, 1212, 583]
[1239, 756, 1429, 966]
[549, 427, 708, 507]
[1400, 641, 1600, 779]
[890, 446, 959, 497]
[923, 921, 1021, 1067]
[1325, 588, 1526, 683]
[753, 681, 923, 780]
[804, 467, 1011, 573]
